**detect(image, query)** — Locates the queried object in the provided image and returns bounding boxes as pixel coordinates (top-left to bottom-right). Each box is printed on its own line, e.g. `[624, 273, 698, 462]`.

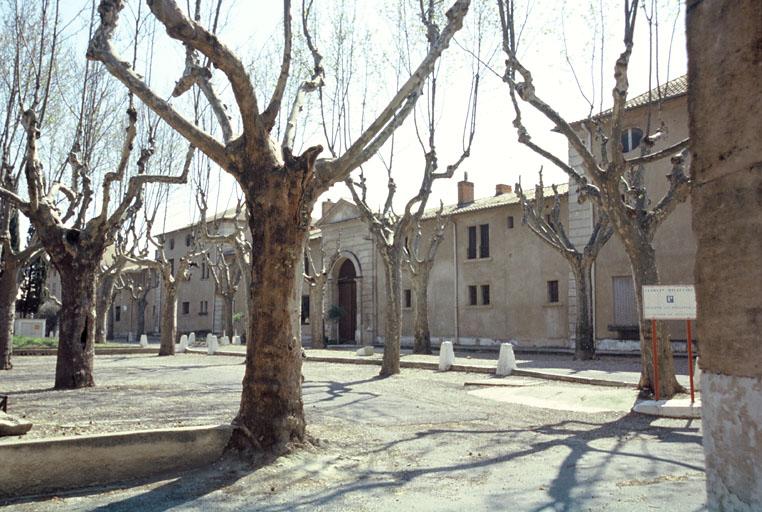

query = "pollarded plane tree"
[406, 205, 448, 355]
[403, 0, 483, 356]
[122, 178, 201, 357]
[195, 187, 252, 340]
[204, 244, 242, 339]
[117, 265, 159, 339]
[0, 0, 58, 370]
[88, 0, 470, 451]
[94, 247, 129, 344]
[515, 170, 612, 360]
[304, 237, 342, 350]
[499, 0, 690, 397]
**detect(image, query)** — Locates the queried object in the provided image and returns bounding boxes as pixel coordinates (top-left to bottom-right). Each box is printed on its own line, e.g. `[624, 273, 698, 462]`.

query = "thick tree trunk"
[309, 283, 326, 349]
[629, 243, 682, 398]
[411, 264, 432, 355]
[228, 181, 307, 453]
[222, 294, 234, 338]
[55, 266, 97, 389]
[571, 261, 595, 360]
[380, 251, 402, 376]
[136, 297, 147, 337]
[159, 281, 177, 356]
[95, 274, 116, 344]
[0, 258, 18, 370]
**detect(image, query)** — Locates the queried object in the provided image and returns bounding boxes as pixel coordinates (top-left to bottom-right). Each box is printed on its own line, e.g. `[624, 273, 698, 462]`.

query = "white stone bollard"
[694, 357, 702, 391]
[232, 335, 241, 345]
[178, 334, 188, 353]
[139, 334, 148, 348]
[188, 332, 196, 346]
[356, 345, 374, 356]
[496, 343, 517, 376]
[207, 335, 218, 355]
[220, 335, 230, 346]
[439, 341, 455, 371]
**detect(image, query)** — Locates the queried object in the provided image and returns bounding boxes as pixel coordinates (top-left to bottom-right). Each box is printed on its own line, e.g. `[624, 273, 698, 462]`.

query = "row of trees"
[0, 0, 691, 454]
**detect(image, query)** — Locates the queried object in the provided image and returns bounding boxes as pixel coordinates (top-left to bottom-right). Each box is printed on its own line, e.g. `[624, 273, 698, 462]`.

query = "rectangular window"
[467, 226, 477, 259]
[114, 305, 121, 322]
[404, 289, 412, 309]
[507, 216, 514, 229]
[182, 301, 190, 315]
[301, 295, 310, 324]
[481, 285, 490, 305]
[468, 285, 478, 306]
[304, 254, 310, 276]
[612, 276, 638, 326]
[169, 238, 175, 250]
[479, 224, 490, 258]
[199, 301, 208, 315]
[547, 280, 559, 303]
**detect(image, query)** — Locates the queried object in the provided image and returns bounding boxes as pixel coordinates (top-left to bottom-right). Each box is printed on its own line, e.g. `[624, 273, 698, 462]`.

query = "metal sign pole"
[651, 319, 660, 401]
[687, 319, 695, 403]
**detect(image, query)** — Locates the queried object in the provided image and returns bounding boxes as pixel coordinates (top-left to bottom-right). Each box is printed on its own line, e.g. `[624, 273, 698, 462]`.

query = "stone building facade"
[106, 76, 695, 351]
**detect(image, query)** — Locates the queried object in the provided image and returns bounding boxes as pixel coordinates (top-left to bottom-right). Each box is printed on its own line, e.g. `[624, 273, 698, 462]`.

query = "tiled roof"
[572, 74, 687, 125]
[421, 182, 569, 220]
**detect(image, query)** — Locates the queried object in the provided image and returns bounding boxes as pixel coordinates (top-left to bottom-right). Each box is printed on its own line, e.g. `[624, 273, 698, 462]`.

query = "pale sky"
[51, 0, 686, 235]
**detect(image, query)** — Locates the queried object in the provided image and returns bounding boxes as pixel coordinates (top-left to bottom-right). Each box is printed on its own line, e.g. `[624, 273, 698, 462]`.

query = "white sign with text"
[642, 285, 697, 320]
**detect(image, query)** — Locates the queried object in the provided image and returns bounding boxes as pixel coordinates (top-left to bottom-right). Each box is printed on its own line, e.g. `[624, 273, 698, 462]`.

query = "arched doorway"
[337, 259, 357, 342]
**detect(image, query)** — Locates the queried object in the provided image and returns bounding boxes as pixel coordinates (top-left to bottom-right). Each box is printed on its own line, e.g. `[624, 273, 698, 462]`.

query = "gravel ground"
[0, 354, 706, 511]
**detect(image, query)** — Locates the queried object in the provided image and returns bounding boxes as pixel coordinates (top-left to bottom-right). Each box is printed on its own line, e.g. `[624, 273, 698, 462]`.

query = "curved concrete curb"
[187, 348, 635, 388]
[0, 424, 232, 500]
[13, 348, 159, 356]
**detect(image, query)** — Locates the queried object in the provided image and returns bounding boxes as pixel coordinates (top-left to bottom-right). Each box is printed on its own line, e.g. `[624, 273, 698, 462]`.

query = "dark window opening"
[169, 238, 175, 250]
[301, 295, 310, 324]
[621, 127, 644, 153]
[114, 305, 121, 322]
[479, 224, 490, 258]
[182, 301, 190, 315]
[199, 301, 208, 315]
[404, 289, 412, 308]
[481, 285, 490, 305]
[467, 226, 477, 259]
[507, 216, 514, 229]
[468, 285, 478, 306]
[547, 280, 559, 303]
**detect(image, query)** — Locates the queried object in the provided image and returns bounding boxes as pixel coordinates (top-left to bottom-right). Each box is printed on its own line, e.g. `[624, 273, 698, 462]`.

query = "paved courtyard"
[1, 354, 706, 510]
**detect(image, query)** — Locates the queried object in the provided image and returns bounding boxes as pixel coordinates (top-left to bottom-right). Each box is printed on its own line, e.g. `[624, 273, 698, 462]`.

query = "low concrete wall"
[0, 424, 232, 500]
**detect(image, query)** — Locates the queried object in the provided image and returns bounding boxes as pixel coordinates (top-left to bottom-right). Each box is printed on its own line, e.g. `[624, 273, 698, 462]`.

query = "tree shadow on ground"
[303, 376, 385, 406]
[250, 412, 703, 512]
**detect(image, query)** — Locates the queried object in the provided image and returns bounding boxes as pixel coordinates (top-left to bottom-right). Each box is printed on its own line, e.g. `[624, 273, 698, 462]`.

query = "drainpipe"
[452, 219, 459, 344]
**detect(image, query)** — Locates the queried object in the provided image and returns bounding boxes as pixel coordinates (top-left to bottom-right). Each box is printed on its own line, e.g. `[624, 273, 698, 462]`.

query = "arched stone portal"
[337, 259, 357, 342]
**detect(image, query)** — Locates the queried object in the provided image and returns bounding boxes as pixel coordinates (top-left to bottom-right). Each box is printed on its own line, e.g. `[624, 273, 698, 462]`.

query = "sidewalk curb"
[187, 348, 636, 388]
[0, 424, 232, 501]
[14, 348, 159, 356]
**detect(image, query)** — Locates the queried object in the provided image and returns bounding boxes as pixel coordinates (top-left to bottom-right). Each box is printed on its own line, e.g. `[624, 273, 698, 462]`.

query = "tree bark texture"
[309, 279, 326, 349]
[228, 177, 309, 453]
[55, 265, 97, 389]
[0, 257, 18, 370]
[222, 294, 234, 338]
[411, 262, 432, 355]
[95, 273, 117, 344]
[380, 250, 402, 375]
[627, 242, 681, 398]
[159, 281, 177, 356]
[571, 262, 595, 360]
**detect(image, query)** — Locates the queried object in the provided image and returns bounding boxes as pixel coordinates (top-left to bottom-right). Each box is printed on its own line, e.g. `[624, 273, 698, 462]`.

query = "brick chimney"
[321, 199, 334, 218]
[457, 173, 474, 206]
[495, 184, 513, 196]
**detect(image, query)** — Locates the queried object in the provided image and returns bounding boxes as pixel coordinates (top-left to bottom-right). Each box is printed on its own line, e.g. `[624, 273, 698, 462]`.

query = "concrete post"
[687, 1, 762, 508]
[439, 341, 455, 371]
[178, 334, 188, 353]
[139, 334, 148, 348]
[496, 343, 517, 376]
